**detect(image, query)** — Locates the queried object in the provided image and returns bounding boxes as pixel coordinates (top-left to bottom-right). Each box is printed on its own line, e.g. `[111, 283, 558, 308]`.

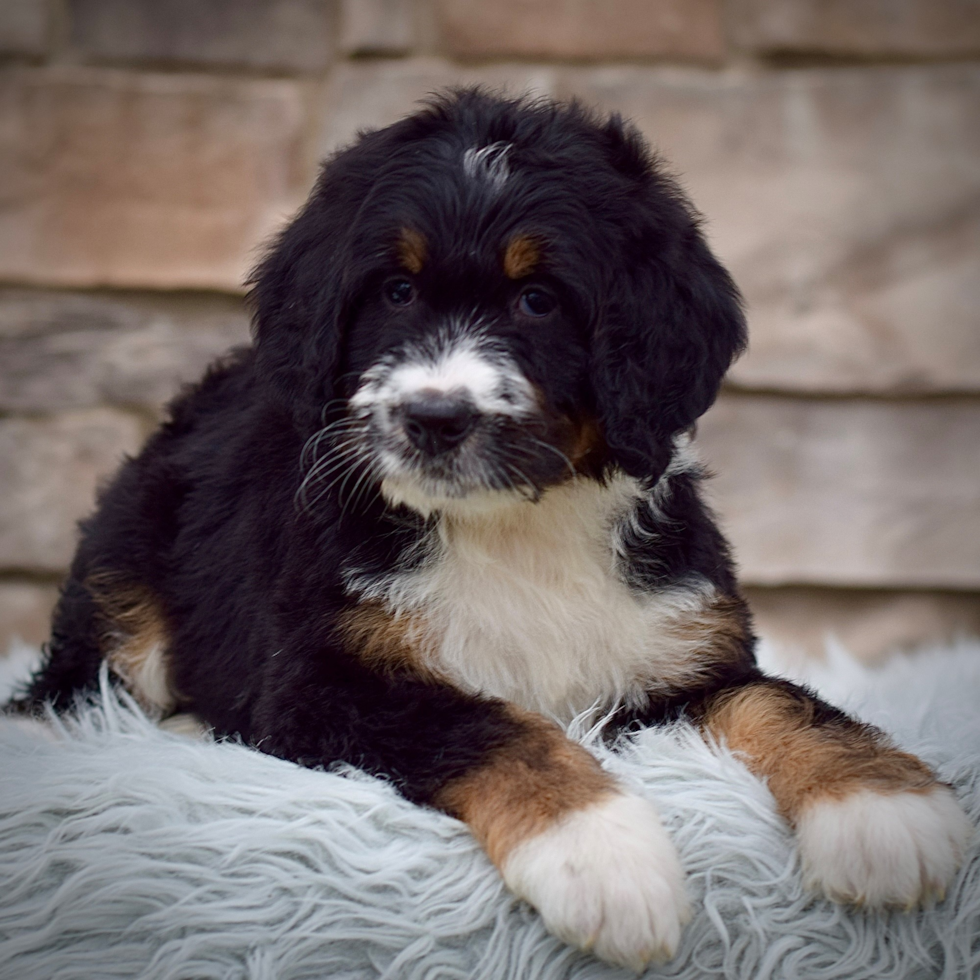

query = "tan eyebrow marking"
[503, 234, 541, 280]
[396, 227, 428, 274]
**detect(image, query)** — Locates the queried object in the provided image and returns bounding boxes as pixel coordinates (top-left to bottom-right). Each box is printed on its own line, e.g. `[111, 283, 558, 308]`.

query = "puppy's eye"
[384, 278, 416, 307]
[518, 288, 556, 318]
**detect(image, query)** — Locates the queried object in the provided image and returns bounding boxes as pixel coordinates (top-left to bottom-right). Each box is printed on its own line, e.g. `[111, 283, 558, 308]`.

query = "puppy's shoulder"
[163, 345, 261, 436]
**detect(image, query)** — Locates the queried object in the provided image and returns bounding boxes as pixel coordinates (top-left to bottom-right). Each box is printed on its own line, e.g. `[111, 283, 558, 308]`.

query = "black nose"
[402, 396, 478, 456]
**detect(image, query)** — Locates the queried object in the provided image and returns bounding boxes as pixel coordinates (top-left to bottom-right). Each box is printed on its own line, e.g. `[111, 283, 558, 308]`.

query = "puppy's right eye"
[517, 287, 557, 318]
[384, 278, 416, 307]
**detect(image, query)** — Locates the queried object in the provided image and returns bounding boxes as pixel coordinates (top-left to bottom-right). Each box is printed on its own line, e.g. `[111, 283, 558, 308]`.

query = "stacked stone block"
[1, 0, 978, 659]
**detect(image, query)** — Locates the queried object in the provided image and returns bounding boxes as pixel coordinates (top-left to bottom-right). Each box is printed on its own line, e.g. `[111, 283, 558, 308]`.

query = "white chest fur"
[350, 477, 720, 723]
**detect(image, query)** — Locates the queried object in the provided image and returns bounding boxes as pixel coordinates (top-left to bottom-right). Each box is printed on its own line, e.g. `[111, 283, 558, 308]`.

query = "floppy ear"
[248, 129, 392, 433]
[590, 133, 746, 482]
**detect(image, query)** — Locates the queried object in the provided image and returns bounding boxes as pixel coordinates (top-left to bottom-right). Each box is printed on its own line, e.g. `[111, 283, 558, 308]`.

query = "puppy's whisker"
[339, 463, 380, 521]
[308, 417, 367, 443]
[318, 397, 353, 424]
[305, 424, 361, 453]
[333, 459, 370, 518]
[296, 439, 368, 513]
[324, 446, 371, 490]
[305, 445, 365, 488]
[497, 467, 518, 496]
[526, 437, 577, 479]
[301, 422, 364, 468]
[503, 462, 541, 502]
[300, 448, 362, 496]
[319, 416, 367, 435]
[298, 449, 371, 514]
[304, 437, 365, 477]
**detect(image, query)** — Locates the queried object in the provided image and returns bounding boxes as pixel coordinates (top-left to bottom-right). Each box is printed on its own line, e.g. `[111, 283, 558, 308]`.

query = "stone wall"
[1, 0, 978, 660]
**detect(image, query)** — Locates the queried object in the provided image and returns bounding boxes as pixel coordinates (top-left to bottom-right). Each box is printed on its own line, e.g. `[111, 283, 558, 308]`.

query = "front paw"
[501, 793, 690, 970]
[796, 784, 973, 907]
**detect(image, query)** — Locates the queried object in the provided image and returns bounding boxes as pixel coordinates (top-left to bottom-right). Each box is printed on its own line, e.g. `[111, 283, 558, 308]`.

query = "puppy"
[11, 90, 971, 969]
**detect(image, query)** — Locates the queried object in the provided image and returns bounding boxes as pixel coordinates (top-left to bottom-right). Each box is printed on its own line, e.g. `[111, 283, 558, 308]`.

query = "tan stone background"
[1, 0, 979, 662]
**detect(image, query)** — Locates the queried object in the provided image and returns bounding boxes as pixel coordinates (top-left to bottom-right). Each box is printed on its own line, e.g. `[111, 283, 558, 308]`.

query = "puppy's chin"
[379, 473, 534, 520]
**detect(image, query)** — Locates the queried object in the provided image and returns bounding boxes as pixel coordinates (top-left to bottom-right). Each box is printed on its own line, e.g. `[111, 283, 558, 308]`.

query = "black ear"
[248, 129, 391, 433]
[590, 130, 746, 482]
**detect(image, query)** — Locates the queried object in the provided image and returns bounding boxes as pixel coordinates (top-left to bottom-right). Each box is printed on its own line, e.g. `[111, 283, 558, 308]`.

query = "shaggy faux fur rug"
[1, 640, 978, 980]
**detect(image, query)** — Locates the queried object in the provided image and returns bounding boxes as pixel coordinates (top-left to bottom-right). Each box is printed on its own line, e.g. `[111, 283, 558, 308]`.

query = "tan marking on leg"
[434, 706, 616, 866]
[88, 579, 175, 713]
[703, 682, 936, 825]
[338, 601, 444, 683]
[668, 593, 753, 671]
[396, 227, 427, 274]
[503, 234, 541, 280]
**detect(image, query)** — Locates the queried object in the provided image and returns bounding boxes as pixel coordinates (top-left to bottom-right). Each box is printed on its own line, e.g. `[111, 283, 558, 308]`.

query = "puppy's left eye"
[518, 288, 556, 318]
[384, 278, 416, 307]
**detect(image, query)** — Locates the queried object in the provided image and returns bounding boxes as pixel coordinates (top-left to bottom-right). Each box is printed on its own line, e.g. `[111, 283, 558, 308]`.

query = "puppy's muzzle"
[401, 394, 479, 457]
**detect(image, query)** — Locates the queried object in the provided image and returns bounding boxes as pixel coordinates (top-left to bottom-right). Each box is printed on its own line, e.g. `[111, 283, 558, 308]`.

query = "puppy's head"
[251, 90, 745, 516]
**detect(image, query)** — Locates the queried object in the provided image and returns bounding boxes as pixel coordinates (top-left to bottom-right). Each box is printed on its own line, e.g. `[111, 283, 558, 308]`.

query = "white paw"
[501, 793, 690, 970]
[797, 784, 973, 907]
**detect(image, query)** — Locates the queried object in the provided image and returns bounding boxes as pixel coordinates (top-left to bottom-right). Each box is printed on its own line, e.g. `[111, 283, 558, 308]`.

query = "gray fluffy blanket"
[1, 640, 978, 980]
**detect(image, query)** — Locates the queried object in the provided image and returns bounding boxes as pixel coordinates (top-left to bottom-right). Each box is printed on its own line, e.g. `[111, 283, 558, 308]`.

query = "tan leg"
[704, 680, 972, 906]
[436, 707, 689, 969]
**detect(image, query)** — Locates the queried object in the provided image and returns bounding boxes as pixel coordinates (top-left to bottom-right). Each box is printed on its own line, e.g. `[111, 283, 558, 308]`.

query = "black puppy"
[13, 91, 970, 969]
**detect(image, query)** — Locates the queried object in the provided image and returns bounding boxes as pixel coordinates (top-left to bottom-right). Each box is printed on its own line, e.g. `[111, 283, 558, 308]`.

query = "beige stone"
[0, 288, 251, 413]
[340, 0, 415, 55]
[0, 581, 59, 651]
[696, 394, 980, 589]
[68, 0, 335, 72]
[318, 59, 560, 154]
[565, 65, 980, 394]
[0, 410, 145, 573]
[746, 586, 980, 664]
[730, 0, 980, 58]
[436, 0, 725, 62]
[0, 67, 309, 291]
[0, 0, 49, 55]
